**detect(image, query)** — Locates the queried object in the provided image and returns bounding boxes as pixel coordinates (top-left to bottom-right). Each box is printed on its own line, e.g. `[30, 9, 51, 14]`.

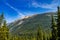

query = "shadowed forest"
[0, 7, 60, 40]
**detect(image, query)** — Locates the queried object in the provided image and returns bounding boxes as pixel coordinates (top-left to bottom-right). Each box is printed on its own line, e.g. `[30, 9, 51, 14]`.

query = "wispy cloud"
[31, 0, 59, 10]
[5, 3, 25, 19]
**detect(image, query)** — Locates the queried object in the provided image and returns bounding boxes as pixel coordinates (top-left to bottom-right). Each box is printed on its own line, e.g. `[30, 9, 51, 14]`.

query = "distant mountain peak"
[20, 16, 31, 20]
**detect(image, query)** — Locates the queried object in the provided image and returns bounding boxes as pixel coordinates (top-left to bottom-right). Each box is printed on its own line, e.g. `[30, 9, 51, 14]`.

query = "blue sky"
[0, 0, 59, 23]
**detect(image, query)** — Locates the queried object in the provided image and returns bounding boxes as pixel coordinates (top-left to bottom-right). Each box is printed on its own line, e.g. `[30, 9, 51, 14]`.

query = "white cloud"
[5, 3, 25, 19]
[31, 0, 59, 10]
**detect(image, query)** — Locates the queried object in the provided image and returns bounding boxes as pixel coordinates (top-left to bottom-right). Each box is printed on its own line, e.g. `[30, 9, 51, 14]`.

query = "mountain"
[8, 12, 57, 36]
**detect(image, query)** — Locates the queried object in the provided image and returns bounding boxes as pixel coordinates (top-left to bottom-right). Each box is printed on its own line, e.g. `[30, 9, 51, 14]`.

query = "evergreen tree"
[57, 6, 60, 40]
[51, 15, 57, 40]
[43, 31, 47, 40]
[36, 26, 43, 40]
[0, 13, 9, 40]
[0, 13, 4, 27]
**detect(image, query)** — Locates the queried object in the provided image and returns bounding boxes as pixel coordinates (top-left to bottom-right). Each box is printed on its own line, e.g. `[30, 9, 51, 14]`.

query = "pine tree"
[0, 13, 4, 27]
[57, 6, 60, 40]
[36, 26, 43, 40]
[0, 13, 9, 40]
[43, 31, 47, 40]
[51, 15, 57, 40]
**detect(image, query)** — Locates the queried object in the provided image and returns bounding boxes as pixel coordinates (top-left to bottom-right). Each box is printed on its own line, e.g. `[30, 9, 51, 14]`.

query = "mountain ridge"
[8, 12, 57, 36]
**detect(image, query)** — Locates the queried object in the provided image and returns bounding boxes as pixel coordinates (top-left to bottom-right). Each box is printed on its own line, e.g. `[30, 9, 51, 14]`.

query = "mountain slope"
[8, 12, 57, 35]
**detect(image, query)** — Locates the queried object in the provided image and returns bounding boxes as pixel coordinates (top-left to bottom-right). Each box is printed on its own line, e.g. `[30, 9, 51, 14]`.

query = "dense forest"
[0, 7, 60, 40]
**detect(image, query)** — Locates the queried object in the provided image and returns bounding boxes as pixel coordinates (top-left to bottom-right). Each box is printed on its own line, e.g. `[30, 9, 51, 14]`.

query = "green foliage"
[57, 6, 60, 40]
[0, 13, 9, 40]
[51, 6, 60, 40]
[51, 15, 57, 40]
[36, 26, 43, 40]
